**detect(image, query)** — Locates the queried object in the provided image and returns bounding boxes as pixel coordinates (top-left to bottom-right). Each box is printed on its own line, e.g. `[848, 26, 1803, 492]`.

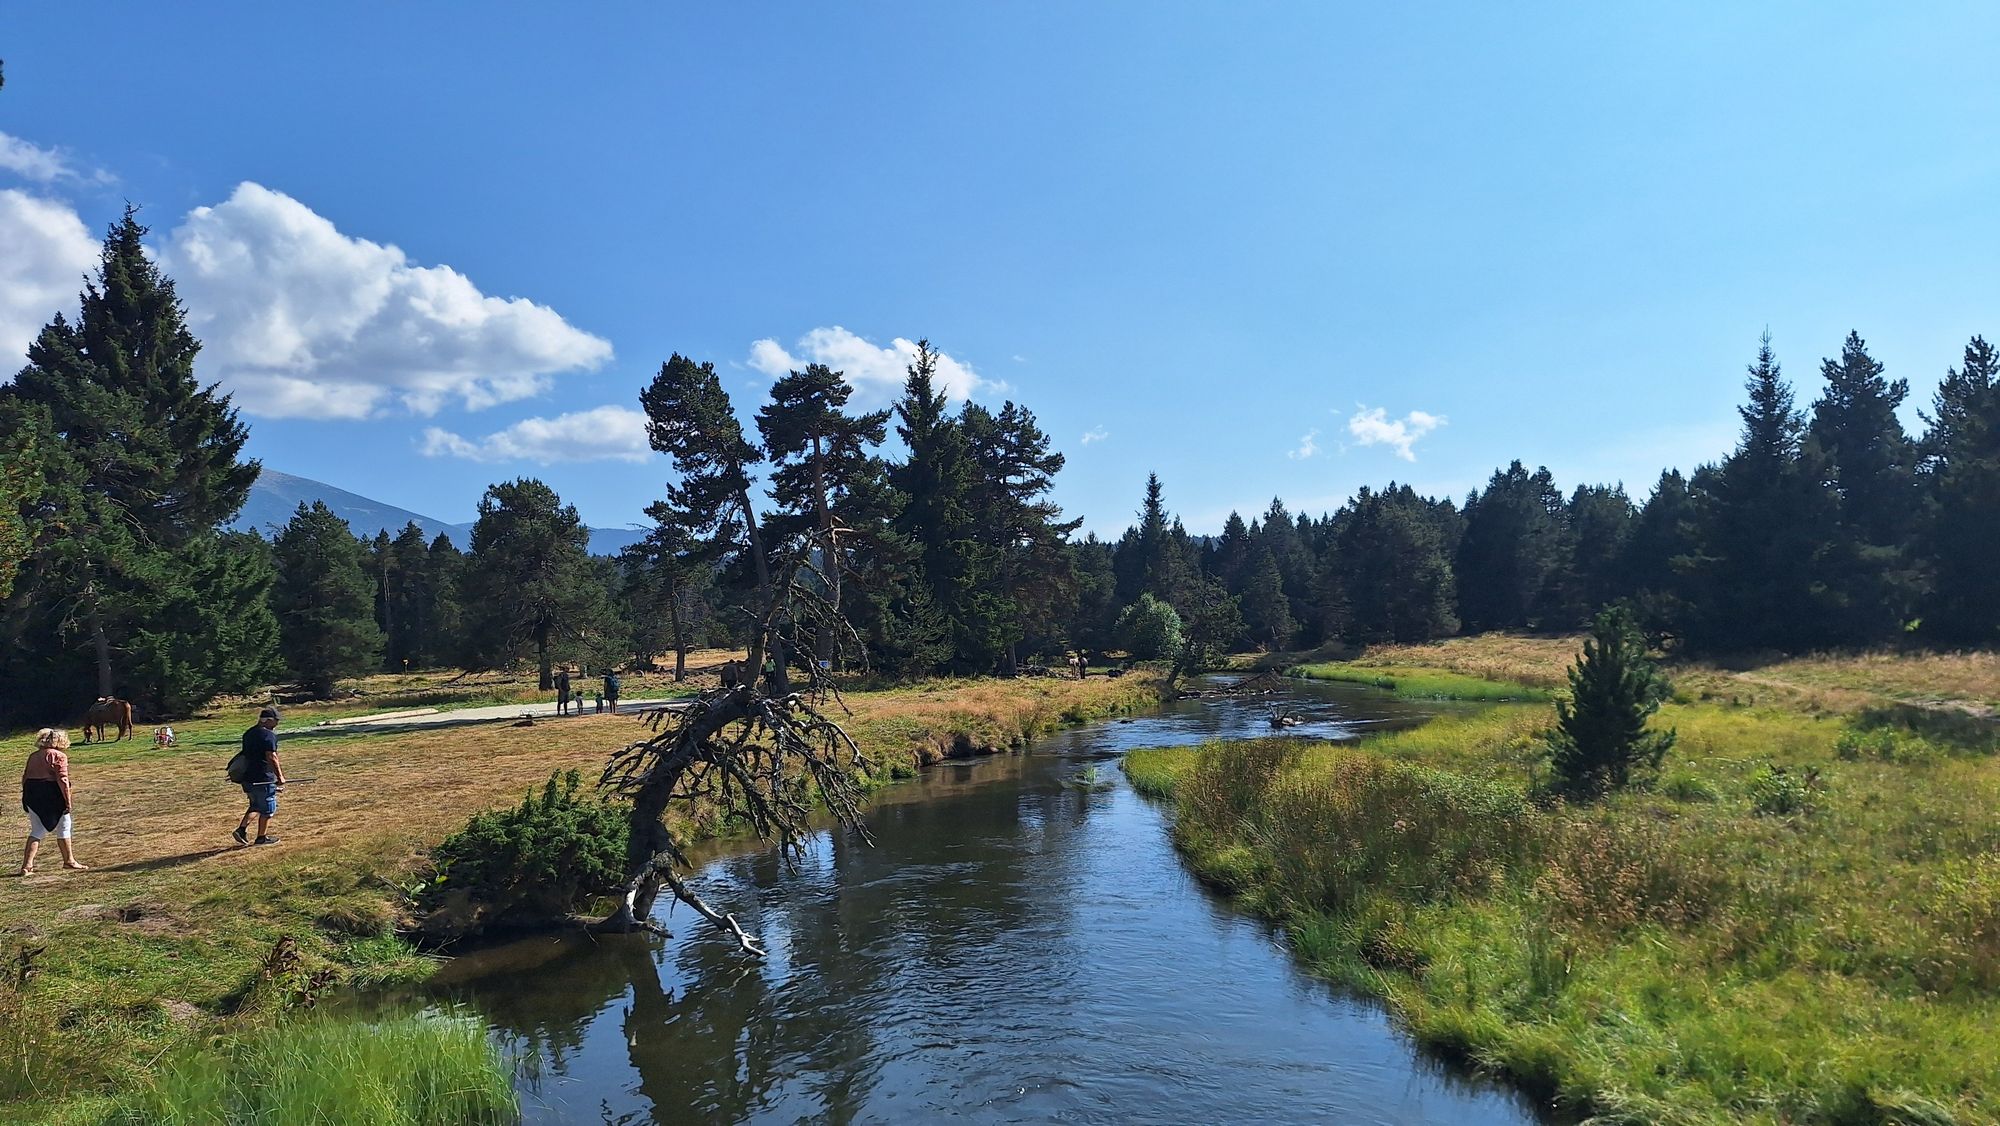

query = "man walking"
[233, 707, 287, 846]
[603, 670, 622, 715]
[555, 668, 572, 717]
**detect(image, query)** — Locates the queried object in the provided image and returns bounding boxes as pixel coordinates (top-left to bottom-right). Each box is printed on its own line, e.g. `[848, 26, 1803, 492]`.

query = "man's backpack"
[226, 750, 251, 785]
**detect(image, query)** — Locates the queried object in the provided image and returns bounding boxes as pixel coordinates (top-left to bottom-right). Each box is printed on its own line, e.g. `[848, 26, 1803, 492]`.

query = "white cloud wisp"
[1287, 428, 1321, 460]
[160, 182, 612, 419]
[747, 326, 990, 401]
[1080, 426, 1109, 445]
[1346, 406, 1446, 462]
[0, 131, 106, 185]
[420, 405, 652, 465]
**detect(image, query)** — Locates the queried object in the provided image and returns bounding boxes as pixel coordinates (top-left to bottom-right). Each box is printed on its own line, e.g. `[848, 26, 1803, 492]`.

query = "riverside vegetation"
[0, 666, 1159, 1124]
[1127, 636, 1999, 1125]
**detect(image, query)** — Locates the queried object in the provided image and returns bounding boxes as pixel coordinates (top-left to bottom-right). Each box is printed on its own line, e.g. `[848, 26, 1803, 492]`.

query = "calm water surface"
[431, 677, 1548, 1125]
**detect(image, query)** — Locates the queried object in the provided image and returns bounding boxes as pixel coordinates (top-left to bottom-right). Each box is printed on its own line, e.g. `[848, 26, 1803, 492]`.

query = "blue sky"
[5, 3, 1998, 535]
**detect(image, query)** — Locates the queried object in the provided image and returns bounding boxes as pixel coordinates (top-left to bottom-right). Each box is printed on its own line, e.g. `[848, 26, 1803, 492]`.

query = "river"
[424, 676, 1549, 1124]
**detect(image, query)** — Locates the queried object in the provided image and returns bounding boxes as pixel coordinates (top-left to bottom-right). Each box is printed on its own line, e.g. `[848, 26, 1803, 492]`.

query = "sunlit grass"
[93, 1011, 516, 1126]
[1128, 639, 2000, 1124]
[0, 669, 1161, 1121]
[1287, 662, 1552, 702]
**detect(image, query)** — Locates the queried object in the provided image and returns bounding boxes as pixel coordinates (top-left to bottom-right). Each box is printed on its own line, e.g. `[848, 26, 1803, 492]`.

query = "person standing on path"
[233, 707, 287, 846]
[556, 668, 573, 717]
[603, 671, 621, 715]
[20, 728, 86, 875]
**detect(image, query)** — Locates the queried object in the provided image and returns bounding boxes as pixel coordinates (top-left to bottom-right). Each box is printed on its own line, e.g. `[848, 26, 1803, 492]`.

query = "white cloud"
[0, 189, 98, 369]
[159, 182, 611, 419]
[0, 131, 107, 185]
[1286, 427, 1321, 460]
[1345, 406, 1445, 461]
[1081, 426, 1109, 445]
[419, 405, 651, 464]
[746, 326, 990, 401]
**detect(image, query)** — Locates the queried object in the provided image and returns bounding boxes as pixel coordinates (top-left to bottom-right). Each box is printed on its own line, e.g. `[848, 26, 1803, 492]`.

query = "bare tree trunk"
[667, 574, 687, 683]
[537, 627, 553, 691]
[91, 612, 112, 698]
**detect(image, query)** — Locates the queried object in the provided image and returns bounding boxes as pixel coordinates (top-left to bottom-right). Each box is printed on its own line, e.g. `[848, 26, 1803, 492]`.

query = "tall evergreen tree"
[1334, 485, 1459, 642]
[1624, 469, 1702, 641]
[1, 208, 265, 717]
[423, 532, 466, 666]
[1239, 547, 1296, 650]
[963, 400, 1081, 672]
[272, 502, 383, 697]
[1540, 483, 1636, 630]
[1808, 331, 1923, 639]
[1455, 461, 1566, 631]
[1684, 335, 1841, 651]
[461, 479, 604, 689]
[888, 343, 985, 673]
[756, 362, 893, 667]
[1920, 336, 2000, 642]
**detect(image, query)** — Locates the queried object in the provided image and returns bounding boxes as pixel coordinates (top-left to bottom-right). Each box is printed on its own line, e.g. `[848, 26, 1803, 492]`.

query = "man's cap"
[258, 707, 281, 720]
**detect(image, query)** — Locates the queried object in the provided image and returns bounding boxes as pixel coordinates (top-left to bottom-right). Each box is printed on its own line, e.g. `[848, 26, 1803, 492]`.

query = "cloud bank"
[747, 326, 989, 401]
[1346, 406, 1445, 461]
[420, 405, 652, 464]
[159, 182, 612, 419]
[0, 189, 98, 369]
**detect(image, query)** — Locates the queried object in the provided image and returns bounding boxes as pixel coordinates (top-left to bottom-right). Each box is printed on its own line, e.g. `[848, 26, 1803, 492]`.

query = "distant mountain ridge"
[233, 470, 647, 556]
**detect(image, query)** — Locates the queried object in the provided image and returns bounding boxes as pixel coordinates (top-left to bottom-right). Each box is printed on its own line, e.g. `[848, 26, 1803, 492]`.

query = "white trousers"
[25, 808, 71, 841]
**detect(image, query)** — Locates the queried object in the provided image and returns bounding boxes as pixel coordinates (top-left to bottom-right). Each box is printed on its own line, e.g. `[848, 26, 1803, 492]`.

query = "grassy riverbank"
[1129, 639, 1999, 1125]
[0, 668, 1160, 1123]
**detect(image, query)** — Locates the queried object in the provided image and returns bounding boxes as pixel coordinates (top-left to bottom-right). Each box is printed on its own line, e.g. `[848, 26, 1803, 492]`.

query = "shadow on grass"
[98, 847, 235, 874]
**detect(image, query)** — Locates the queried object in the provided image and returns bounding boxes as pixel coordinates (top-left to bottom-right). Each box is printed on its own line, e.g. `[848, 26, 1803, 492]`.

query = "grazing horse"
[84, 697, 134, 743]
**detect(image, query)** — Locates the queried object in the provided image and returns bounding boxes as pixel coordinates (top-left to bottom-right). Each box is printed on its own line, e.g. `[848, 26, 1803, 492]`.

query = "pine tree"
[1921, 336, 2000, 642]
[1, 208, 265, 716]
[756, 362, 893, 667]
[1240, 548, 1295, 650]
[1624, 469, 1701, 642]
[1540, 484, 1636, 630]
[1808, 331, 1923, 640]
[888, 343, 984, 673]
[1685, 334, 1841, 651]
[423, 533, 466, 666]
[1455, 461, 1566, 631]
[1334, 485, 1459, 642]
[963, 400, 1080, 672]
[272, 503, 383, 698]
[1546, 606, 1675, 797]
[461, 479, 603, 689]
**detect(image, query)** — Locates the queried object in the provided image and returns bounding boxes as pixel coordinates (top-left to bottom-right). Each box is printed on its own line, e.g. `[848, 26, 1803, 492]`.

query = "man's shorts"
[25, 807, 71, 841]
[242, 783, 278, 817]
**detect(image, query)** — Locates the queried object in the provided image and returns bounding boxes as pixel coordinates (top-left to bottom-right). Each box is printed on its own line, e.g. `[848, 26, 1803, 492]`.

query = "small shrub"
[1659, 773, 1719, 803]
[1746, 763, 1819, 816]
[419, 770, 629, 938]
[1545, 607, 1675, 798]
[1114, 594, 1183, 661]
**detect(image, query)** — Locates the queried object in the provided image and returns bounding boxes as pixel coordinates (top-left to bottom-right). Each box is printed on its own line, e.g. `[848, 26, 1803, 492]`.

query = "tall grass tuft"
[99, 1011, 517, 1126]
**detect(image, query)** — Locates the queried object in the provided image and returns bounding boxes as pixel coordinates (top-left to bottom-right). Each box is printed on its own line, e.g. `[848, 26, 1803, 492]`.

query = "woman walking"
[20, 728, 86, 875]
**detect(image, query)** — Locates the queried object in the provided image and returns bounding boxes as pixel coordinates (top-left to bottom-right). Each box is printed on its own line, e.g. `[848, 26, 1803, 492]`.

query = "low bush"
[1746, 763, 1819, 816]
[419, 770, 628, 938]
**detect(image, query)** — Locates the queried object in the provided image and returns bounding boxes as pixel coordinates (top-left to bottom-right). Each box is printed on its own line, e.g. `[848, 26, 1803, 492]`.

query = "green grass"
[1125, 694, 2000, 1124]
[89, 1010, 516, 1126]
[1287, 662, 1553, 702]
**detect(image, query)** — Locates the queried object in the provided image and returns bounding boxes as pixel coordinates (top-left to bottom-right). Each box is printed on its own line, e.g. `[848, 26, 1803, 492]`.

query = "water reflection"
[436, 677, 1548, 1124]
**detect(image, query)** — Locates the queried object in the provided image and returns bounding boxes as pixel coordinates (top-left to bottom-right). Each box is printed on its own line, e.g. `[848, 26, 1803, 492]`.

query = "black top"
[239, 724, 278, 784]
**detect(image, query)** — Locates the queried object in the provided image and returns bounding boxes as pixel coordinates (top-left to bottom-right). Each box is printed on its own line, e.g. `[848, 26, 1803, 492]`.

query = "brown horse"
[83, 697, 134, 743]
